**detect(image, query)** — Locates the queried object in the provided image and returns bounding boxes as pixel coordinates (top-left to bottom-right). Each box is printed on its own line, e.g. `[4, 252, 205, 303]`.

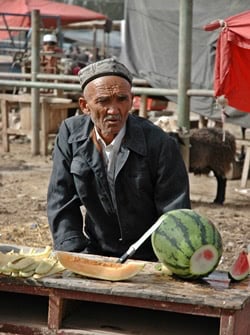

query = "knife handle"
[117, 247, 136, 264]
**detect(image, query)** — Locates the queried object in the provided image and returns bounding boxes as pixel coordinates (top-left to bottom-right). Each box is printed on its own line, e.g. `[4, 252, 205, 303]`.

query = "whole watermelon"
[151, 209, 223, 279]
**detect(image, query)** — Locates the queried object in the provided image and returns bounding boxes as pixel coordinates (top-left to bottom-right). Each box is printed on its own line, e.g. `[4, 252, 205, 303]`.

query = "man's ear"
[78, 96, 90, 115]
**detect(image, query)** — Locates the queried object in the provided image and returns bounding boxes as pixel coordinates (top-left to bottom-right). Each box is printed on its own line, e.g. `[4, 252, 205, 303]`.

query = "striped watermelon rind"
[151, 209, 223, 279]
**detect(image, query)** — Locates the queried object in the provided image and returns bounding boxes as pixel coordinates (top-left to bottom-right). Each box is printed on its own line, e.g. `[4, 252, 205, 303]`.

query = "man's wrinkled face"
[79, 75, 133, 144]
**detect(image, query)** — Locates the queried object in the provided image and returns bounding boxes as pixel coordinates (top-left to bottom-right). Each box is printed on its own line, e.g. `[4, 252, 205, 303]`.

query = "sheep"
[188, 127, 236, 204]
[154, 117, 236, 204]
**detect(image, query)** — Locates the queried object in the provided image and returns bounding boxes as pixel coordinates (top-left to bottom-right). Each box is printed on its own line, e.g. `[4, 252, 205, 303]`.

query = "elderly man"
[47, 58, 191, 261]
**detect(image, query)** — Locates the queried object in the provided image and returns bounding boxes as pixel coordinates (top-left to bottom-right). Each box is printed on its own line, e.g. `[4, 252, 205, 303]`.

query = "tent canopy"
[0, 0, 107, 40]
[213, 10, 250, 113]
[119, 0, 250, 128]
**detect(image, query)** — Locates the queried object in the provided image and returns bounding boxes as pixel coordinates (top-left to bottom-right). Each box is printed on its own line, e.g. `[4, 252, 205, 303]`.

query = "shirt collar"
[94, 125, 126, 151]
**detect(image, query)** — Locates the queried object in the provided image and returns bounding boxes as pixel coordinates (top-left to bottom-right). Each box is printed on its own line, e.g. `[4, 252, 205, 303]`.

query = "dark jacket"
[47, 113, 191, 261]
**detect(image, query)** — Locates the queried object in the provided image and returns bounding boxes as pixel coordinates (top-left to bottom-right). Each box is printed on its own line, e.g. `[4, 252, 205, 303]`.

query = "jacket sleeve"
[47, 121, 89, 252]
[154, 134, 191, 215]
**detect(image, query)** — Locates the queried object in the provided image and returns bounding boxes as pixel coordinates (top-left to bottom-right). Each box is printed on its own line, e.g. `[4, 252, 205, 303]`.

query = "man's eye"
[96, 98, 108, 104]
[118, 96, 128, 101]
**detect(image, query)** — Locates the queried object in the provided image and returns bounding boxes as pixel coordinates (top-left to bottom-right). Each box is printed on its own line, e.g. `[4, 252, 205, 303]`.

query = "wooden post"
[92, 26, 97, 61]
[40, 101, 49, 156]
[1, 99, 9, 152]
[139, 94, 147, 118]
[31, 10, 40, 155]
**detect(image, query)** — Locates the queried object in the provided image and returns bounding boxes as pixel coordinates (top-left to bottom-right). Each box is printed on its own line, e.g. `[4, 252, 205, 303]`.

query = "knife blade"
[117, 215, 165, 263]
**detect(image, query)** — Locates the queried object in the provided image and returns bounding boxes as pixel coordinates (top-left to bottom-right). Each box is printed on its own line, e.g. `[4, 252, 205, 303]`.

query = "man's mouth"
[105, 115, 121, 121]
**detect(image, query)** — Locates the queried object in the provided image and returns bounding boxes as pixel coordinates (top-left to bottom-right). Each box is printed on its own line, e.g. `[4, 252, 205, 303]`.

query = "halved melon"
[228, 250, 249, 281]
[56, 251, 144, 281]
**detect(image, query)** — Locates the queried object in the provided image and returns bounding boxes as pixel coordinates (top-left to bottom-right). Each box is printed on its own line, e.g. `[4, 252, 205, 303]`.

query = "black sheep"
[188, 127, 236, 204]
[154, 118, 237, 204]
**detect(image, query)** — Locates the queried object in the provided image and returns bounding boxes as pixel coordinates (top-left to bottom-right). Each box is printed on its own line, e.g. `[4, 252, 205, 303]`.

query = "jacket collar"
[68, 115, 93, 143]
[124, 114, 147, 156]
[68, 114, 147, 156]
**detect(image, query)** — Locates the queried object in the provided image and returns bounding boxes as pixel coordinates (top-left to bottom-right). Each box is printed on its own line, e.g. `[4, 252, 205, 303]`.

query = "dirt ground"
[0, 126, 249, 273]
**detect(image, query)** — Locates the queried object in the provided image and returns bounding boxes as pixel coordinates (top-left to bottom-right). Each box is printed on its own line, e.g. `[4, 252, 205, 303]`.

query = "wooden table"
[0, 93, 79, 155]
[0, 258, 249, 335]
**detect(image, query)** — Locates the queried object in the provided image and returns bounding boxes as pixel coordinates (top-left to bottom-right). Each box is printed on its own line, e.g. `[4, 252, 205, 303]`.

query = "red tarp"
[214, 10, 250, 113]
[0, 0, 107, 40]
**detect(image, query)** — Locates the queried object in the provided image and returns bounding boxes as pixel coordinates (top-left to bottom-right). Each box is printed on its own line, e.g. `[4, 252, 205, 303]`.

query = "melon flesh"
[190, 245, 219, 276]
[56, 251, 144, 281]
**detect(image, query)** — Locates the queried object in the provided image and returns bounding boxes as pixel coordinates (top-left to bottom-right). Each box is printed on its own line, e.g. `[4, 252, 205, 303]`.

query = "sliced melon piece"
[33, 261, 65, 279]
[7, 257, 36, 271]
[56, 251, 144, 281]
[20, 246, 52, 260]
[228, 250, 250, 281]
[35, 257, 58, 275]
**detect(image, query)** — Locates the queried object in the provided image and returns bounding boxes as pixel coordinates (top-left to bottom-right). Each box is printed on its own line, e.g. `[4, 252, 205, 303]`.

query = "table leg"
[48, 293, 65, 330]
[220, 302, 250, 335]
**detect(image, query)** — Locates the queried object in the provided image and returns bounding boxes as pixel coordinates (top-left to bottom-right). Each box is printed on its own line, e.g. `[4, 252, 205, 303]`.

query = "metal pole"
[177, 0, 193, 169]
[0, 77, 215, 98]
[31, 10, 40, 155]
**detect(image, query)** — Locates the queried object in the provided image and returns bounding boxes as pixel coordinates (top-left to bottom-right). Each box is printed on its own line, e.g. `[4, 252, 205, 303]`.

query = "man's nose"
[107, 104, 119, 114]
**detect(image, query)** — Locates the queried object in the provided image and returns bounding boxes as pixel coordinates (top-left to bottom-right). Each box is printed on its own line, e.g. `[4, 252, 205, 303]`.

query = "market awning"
[0, 0, 107, 40]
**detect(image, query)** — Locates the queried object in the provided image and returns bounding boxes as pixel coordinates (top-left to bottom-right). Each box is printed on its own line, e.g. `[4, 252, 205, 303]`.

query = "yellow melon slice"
[56, 251, 144, 281]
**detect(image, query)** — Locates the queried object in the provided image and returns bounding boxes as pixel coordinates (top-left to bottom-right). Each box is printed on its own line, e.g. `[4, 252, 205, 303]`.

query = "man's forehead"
[84, 76, 131, 96]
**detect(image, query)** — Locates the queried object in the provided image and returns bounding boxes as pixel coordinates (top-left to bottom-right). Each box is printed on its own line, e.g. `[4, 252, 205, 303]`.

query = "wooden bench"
[0, 255, 249, 334]
[0, 93, 79, 155]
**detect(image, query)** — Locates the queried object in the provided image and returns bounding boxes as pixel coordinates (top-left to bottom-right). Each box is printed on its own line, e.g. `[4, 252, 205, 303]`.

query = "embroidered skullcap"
[78, 58, 133, 90]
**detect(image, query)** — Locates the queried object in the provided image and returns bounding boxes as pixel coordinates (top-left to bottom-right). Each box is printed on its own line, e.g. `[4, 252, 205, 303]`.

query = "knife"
[117, 215, 165, 263]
